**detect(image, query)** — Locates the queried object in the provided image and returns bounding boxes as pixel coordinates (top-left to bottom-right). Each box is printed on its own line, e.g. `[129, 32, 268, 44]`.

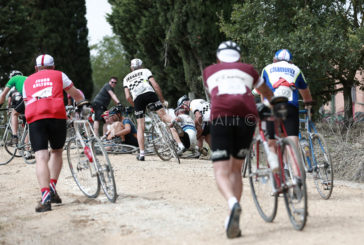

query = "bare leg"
[11, 110, 19, 135]
[35, 150, 51, 189]
[93, 120, 100, 137]
[156, 108, 172, 124]
[137, 117, 145, 151]
[48, 148, 63, 180]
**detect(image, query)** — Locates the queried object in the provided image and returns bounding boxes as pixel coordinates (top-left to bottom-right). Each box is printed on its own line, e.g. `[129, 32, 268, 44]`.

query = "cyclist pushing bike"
[23, 54, 85, 212]
[123, 58, 177, 161]
[203, 41, 274, 239]
[258, 49, 313, 172]
[0, 70, 27, 145]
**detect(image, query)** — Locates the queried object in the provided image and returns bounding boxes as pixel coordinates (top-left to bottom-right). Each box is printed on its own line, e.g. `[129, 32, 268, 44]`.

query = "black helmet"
[9, 70, 23, 79]
[109, 106, 122, 115]
[177, 95, 190, 107]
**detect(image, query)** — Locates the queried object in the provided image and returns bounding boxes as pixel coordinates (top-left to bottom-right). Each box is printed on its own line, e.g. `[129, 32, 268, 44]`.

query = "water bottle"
[84, 145, 93, 162]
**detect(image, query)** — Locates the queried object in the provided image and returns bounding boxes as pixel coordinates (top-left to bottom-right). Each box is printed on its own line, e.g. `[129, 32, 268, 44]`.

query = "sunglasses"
[111, 81, 117, 84]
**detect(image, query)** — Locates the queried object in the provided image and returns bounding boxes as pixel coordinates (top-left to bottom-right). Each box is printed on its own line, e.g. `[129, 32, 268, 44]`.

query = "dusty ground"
[0, 153, 363, 245]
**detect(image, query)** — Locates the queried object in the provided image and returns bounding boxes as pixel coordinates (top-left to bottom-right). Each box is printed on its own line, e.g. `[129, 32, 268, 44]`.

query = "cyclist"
[23, 54, 85, 212]
[176, 95, 211, 154]
[203, 41, 274, 238]
[0, 70, 27, 145]
[104, 106, 138, 147]
[123, 58, 174, 161]
[259, 49, 313, 167]
[92, 77, 121, 136]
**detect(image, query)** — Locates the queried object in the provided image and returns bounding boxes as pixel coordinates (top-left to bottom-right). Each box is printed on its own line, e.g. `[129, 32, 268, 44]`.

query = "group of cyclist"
[0, 40, 313, 239]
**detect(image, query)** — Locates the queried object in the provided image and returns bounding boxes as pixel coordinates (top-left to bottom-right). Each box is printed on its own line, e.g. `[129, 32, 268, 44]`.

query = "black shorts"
[201, 121, 211, 136]
[92, 102, 107, 122]
[180, 132, 191, 149]
[124, 134, 138, 147]
[29, 119, 67, 152]
[267, 104, 299, 139]
[10, 93, 25, 114]
[134, 92, 162, 119]
[211, 117, 256, 162]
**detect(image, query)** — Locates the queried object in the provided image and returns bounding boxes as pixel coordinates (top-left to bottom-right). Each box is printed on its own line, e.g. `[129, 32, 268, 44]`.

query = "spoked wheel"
[311, 133, 334, 200]
[159, 123, 180, 164]
[151, 126, 173, 161]
[248, 140, 278, 222]
[67, 137, 100, 198]
[0, 125, 16, 165]
[19, 126, 35, 164]
[93, 139, 117, 203]
[103, 140, 139, 154]
[281, 138, 308, 230]
[299, 134, 312, 172]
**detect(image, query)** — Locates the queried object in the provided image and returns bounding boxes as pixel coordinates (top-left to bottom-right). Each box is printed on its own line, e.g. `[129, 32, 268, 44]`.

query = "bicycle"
[0, 109, 33, 165]
[243, 97, 308, 230]
[145, 103, 180, 163]
[299, 103, 333, 200]
[102, 137, 139, 154]
[67, 105, 117, 202]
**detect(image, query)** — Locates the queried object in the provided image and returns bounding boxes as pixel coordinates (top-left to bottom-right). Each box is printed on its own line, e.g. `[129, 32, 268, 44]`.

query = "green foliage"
[0, 0, 36, 85]
[29, 0, 93, 98]
[90, 35, 129, 105]
[220, 0, 364, 119]
[107, 0, 239, 106]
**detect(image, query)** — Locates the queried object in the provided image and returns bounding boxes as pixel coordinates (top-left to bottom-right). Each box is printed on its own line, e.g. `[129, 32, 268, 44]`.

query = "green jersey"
[6, 75, 27, 94]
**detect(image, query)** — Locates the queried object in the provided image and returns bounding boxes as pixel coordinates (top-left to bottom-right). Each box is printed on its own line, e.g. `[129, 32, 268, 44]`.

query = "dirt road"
[0, 154, 363, 245]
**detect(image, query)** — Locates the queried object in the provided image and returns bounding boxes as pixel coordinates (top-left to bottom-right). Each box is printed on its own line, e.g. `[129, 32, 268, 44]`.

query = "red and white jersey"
[203, 62, 262, 120]
[23, 70, 73, 123]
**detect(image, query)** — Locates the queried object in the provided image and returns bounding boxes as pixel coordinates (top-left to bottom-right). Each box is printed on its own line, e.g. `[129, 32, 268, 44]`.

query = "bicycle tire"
[248, 140, 278, 222]
[160, 123, 180, 164]
[0, 124, 16, 165]
[93, 138, 117, 202]
[103, 140, 139, 154]
[311, 133, 334, 200]
[151, 126, 173, 161]
[67, 137, 100, 198]
[19, 125, 35, 164]
[281, 138, 308, 230]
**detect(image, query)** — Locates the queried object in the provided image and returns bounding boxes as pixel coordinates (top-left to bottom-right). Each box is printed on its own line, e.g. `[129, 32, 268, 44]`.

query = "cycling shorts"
[201, 121, 211, 136]
[180, 132, 191, 149]
[267, 104, 299, 139]
[134, 92, 162, 119]
[10, 93, 25, 114]
[29, 119, 67, 152]
[92, 102, 107, 122]
[211, 117, 256, 162]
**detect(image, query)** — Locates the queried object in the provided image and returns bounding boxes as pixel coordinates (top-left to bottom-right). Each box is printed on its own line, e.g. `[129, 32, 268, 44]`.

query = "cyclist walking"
[92, 77, 121, 136]
[203, 41, 274, 238]
[123, 58, 173, 161]
[23, 54, 85, 212]
[0, 70, 27, 145]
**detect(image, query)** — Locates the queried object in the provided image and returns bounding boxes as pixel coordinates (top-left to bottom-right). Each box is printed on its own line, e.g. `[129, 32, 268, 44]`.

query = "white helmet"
[216, 40, 241, 63]
[130, 58, 143, 69]
[9, 70, 23, 79]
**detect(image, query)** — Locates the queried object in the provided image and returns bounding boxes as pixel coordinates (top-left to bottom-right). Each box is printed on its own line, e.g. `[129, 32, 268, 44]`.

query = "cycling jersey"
[189, 99, 211, 122]
[6, 75, 27, 94]
[23, 70, 73, 124]
[261, 61, 307, 107]
[93, 83, 113, 107]
[123, 68, 155, 100]
[203, 62, 262, 120]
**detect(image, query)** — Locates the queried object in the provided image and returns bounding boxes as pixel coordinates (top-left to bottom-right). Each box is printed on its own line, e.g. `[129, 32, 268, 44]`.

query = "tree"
[0, 0, 36, 85]
[28, 0, 93, 98]
[107, 0, 239, 106]
[220, 0, 364, 122]
[90, 35, 129, 104]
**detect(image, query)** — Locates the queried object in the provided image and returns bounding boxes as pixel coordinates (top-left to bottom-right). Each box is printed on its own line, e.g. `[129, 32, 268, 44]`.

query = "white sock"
[228, 196, 238, 210]
[178, 142, 184, 149]
[140, 150, 145, 156]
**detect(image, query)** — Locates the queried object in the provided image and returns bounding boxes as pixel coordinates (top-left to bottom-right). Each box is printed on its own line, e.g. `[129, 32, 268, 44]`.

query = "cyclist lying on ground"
[103, 106, 138, 147]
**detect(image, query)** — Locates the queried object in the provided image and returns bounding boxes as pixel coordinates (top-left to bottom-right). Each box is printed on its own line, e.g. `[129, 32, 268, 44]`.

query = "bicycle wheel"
[159, 123, 180, 164]
[19, 125, 35, 164]
[248, 140, 278, 222]
[311, 133, 334, 200]
[0, 124, 16, 165]
[67, 137, 100, 198]
[281, 138, 307, 230]
[93, 138, 117, 202]
[103, 140, 138, 154]
[151, 126, 173, 161]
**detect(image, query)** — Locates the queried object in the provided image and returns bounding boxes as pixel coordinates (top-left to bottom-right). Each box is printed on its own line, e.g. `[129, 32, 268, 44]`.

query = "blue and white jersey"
[261, 61, 307, 107]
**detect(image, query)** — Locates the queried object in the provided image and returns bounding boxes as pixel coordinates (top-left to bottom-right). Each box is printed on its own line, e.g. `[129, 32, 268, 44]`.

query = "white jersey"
[190, 99, 210, 122]
[123, 68, 155, 100]
[177, 114, 195, 130]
